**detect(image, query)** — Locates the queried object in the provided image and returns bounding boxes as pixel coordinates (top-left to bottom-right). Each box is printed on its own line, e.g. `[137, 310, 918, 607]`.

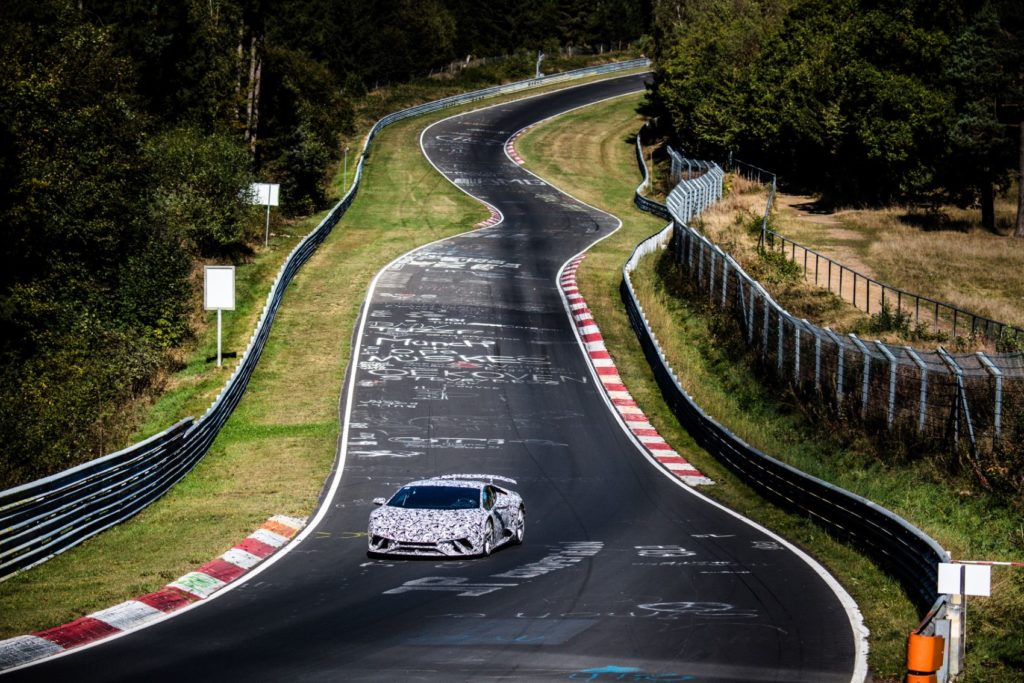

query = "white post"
[204, 266, 235, 370]
[976, 352, 1002, 438]
[849, 334, 871, 418]
[806, 319, 821, 391]
[874, 341, 897, 429]
[264, 204, 271, 247]
[217, 309, 223, 368]
[824, 328, 845, 402]
[906, 347, 929, 433]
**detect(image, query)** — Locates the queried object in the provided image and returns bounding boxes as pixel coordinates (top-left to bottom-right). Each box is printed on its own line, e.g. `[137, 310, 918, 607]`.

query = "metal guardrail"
[0, 58, 652, 582]
[627, 134, 951, 614]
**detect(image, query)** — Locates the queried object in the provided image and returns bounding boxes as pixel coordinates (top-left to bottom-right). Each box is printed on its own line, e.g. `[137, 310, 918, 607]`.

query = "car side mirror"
[372, 497, 386, 506]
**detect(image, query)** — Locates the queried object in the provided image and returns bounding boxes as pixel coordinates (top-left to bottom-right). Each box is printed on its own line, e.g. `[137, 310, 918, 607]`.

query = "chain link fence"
[656, 149, 1024, 472]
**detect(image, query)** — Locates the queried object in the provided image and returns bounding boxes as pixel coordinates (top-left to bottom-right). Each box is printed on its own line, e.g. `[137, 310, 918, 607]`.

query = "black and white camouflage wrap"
[367, 477, 524, 557]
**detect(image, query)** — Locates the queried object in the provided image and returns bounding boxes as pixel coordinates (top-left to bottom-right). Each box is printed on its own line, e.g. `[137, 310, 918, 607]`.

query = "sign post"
[937, 562, 992, 679]
[204, 266, 236, 367]
[248, 182, 280, 247]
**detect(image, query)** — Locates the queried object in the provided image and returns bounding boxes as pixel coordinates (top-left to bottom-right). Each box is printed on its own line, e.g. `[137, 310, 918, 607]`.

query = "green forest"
[0, 0, 650, 486]
[652, 0, 1023, 230]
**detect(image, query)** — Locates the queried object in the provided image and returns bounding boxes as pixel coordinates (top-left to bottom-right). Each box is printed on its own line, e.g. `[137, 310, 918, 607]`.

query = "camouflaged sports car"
[367, 474, 525, 557]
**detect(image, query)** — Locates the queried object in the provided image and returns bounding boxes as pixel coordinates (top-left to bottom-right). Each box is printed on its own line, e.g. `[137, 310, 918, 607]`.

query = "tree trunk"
[1015, 121, 1024, 238]
[981, 182, 995, 232]
[244, 34, 261, 157]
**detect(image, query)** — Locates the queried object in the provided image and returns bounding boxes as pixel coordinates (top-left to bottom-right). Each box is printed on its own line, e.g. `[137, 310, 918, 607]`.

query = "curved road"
[11, 74, 864, 682]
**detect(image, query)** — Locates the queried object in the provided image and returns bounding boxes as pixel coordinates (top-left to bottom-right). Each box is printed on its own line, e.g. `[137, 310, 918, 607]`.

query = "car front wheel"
[482, 520, 494, 556]
[513, 506, 525, 544]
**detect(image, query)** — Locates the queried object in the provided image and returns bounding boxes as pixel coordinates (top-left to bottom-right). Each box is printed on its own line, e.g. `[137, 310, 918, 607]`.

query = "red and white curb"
[561, 255, 714, 487]
[505, 127, 531, 165]
[473, 203, 502, 229]
[0, 515, 305, 671]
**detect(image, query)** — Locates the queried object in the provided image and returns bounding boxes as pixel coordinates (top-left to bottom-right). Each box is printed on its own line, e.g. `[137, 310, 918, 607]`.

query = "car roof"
[400, 473, 516, 489]
[404, 478, 483, 488]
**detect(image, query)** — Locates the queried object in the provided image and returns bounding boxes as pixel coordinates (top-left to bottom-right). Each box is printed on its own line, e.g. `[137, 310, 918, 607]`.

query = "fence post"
[697, 237, 705, 283]
[825, 328, 845, 403]
[905, 347, 929, 434]
[736, 266, 747, 333]
[721, 255, 729, 307]
[709, 249, 716, 301]
[748, 280, 756, 343]
[874, 341, 898, 430]
[807, 320, 821, 391]
[937, 347, 977, 453]
[777, 307, 785, 373]
[976, 352, 1002, 439]
[795, 321, 802, 384]
[849, 334, 871, 418]
[759, 293, 769, 357]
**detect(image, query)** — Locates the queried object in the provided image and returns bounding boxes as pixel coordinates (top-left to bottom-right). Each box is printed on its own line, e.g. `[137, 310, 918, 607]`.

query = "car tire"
[482, 520, 494, 556]
[513, 506, 525, 544]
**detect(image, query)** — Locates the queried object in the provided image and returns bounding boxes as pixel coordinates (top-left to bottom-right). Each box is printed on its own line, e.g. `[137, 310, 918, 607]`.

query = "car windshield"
[387, 485, 480, 510]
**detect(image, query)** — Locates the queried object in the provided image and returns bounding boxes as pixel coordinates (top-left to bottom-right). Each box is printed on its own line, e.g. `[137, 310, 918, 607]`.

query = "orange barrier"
[907, 632, 945, 682]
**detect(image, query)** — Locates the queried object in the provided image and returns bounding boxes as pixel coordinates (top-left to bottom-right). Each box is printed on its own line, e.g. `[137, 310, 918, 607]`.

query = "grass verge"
[0, 64, 649, 637]
[516, 93, 1024, 681]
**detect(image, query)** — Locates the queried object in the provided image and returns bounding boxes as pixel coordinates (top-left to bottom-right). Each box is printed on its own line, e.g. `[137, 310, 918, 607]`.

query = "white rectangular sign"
[937, 562, 991, 597]
[248, 182, 280, 206]
[204, 266, 236, 311]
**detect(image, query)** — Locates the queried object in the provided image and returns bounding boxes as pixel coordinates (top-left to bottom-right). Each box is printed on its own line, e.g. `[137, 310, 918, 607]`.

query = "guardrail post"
[906, 347, 929, 434]
[849, 334, 871, 418]
[976, 352, 1002, 439]
[874, 341, 898, 429]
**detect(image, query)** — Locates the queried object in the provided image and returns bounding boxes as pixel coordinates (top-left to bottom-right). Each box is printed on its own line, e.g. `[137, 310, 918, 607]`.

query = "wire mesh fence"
[658, 153, 1024, 462]
[627, 149, 951, 614]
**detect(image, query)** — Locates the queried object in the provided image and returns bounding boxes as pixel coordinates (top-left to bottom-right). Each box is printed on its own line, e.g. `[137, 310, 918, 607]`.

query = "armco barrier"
[0, 59, 651, 582]
[625, 130, 950, 615]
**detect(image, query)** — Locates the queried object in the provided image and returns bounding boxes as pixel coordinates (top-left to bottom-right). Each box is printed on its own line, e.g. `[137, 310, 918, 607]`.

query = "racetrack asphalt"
[7, 73, 865, 682]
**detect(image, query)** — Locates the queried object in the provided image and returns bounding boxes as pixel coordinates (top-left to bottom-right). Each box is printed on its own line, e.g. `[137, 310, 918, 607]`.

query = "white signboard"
[938, 562, 991, 597]
[204, 266, 236, 311]
[249, 182, 280, 206]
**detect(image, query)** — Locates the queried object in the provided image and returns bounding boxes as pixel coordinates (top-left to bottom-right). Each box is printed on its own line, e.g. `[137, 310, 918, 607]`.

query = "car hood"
[369, 507, 483, 542]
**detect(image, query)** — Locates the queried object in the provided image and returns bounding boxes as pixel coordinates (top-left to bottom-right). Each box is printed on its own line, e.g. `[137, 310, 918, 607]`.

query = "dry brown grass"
[775, 187, 1024, 333]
